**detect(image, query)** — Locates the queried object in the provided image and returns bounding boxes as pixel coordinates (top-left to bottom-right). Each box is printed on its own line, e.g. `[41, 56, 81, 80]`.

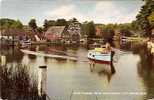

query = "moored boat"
[20, 39, 31, 48]
[87, 48, 112, 64]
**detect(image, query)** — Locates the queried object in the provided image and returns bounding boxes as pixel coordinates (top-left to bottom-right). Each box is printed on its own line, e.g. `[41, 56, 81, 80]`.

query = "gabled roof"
[45, 26, 65, 35]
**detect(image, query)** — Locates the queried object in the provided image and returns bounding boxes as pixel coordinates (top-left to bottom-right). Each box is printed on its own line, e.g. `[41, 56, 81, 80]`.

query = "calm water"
[0, 42, 154, 100]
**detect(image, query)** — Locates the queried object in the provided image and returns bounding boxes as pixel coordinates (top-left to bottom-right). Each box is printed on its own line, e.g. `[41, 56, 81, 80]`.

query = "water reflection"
[133, 44, 154, 100]
[90, 62, 115, 83]
[0, 45, 23, 63]
[1, 42, 154, 100]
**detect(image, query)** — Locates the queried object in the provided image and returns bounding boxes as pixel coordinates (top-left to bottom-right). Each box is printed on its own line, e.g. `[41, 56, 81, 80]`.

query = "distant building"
[45, 26, 66, 41]
[62, 22, 81, 43]
[45, 22, 81, 43]
[95, 26, 102, 37]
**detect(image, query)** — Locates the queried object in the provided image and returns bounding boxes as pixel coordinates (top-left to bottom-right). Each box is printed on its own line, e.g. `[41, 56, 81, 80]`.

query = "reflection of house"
[45, 26, 66, 41]
[62, 22, 81, 43]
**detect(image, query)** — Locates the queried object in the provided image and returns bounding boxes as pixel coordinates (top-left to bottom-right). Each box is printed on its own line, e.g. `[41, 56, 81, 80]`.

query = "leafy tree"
[37, 27, 43, 34]
[81, 21, 88, 37]
[68, 17, 78, 23]
[43, 19, 56, 31]
[28, 19, 37, 32]
[55, 19, 67, 26]
[43, 19, 48, 32]
[0, 18, 23, 36]
[120, 29, 132, 37]
[131, 20, 140, 32]
[102, 27, 115, 42]
[81, 21, 96, 38]
[148, 12, 154, 28]
[11, 20, 23, 29]
[136, 0, 154, 37]
[87, 21, 96, 38]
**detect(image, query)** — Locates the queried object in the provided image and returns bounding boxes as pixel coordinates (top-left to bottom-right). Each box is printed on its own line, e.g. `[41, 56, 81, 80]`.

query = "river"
[0, 41, 154, 100]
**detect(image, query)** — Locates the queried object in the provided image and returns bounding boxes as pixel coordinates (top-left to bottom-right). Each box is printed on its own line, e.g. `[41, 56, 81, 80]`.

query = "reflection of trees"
[138, 62, 154, 100]
[1, 45, 23, 63]
[135, 44, 154, 99]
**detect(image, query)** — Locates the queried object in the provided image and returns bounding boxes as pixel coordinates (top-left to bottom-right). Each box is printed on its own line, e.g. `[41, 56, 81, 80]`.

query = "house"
[62, 22, 81, 43]
[45, 26, 66, 41]
[95, 26, 102, 37]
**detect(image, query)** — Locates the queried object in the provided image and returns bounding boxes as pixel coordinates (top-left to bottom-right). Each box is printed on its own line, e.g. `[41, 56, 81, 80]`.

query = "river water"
[0, 41, 154, 100]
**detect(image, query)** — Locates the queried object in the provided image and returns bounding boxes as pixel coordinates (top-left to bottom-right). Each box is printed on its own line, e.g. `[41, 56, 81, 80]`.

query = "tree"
[55, 19, 67, 26]
[0, 18, 23, 35]
[148, 12, 154, 28]
[37, 27, 43, 34]
[11, 20, 23, 29]
[43, 19, 56, 31]
[136, 0, 154, 37]
[87, 21, 96, 38]
[28, 19, 37, 32]
[120, 29, 132, 37]
[102, 27, 115, 42]
[43, 19, 48, 32]
[81, 21, 88, 37]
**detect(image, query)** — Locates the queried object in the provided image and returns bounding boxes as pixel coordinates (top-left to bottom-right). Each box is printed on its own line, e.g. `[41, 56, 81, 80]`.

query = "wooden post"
[1, 55, 6, 66]
[38, 66, 47, 100]
[0, 67, 1, 99]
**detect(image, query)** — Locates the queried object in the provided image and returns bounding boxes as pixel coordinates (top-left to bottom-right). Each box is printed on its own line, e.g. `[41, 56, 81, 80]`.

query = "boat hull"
[88, 50, 111, 64]
[88, 58, 111, 64]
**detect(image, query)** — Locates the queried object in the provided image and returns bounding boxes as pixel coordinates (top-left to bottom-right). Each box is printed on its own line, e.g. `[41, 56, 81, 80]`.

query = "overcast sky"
[0, 0, 144, 26]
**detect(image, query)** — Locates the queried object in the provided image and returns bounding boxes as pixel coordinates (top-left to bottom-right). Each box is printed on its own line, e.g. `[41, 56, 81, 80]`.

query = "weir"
[20, 49, 77, 61]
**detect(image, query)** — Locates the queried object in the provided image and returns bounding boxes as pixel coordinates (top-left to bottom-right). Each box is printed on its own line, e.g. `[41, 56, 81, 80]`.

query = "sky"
[0, 0, 144, 26]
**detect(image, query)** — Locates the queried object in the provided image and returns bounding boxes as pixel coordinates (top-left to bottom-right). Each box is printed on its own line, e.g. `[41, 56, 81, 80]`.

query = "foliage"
[0, 18, 23, 30]
[55, 19, 68, 26]
[43, 19, 68, 31]
[101, 25, 115, 42]
[28, 19, 37, 32]
[37, 27, 43, 34]
[120, 29, 132, 37]
[148, 12, 154, 28]
[136, 0, 154, 37]
[82, 21, 96, 38]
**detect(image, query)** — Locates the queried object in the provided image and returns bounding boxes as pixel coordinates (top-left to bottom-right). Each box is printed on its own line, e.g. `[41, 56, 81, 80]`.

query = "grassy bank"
[0, 64, 41, 100]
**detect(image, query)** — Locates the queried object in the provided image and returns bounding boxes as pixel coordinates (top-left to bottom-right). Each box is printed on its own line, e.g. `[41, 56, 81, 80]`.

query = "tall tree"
[43, 19, 48, 32]
[0, 18, 23, 35]
[102, 26, 115, 42]
[87, 21, 96, 38]
[136, 0, 154, 37]
[28, 19, 37, 32]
